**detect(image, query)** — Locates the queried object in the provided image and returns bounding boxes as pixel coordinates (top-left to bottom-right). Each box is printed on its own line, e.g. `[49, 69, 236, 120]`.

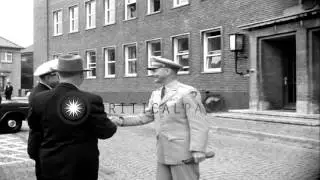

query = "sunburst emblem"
[61, 96, 86, 121]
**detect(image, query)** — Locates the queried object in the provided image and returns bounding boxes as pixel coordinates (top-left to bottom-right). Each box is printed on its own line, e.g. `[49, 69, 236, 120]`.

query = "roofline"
[0, 36, 24, 49]
[238, 8, 320, 31]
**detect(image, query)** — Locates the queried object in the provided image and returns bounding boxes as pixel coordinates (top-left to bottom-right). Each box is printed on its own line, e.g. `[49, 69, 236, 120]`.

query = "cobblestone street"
[0, 121, 319, 180]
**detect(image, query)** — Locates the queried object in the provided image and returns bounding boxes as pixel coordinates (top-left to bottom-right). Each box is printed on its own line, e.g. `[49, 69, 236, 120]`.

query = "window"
[124, 44, 137, 76]
[105, 0, 116, 25]
[0, 52, 13, 63]
[104, 47, 116, 77]
[147, 40, 161, 75]
[69, 6, 79, 33]
[203, 29, 222, 72]
[173, 35, 189, 73]
[173, 0, 189, 7]
[147, 0, 160, 14]
[125, 0, 136, 20]
[85, 0, 96, 29]
[53, 10, 63, 36]
[86, 50, 97, 78]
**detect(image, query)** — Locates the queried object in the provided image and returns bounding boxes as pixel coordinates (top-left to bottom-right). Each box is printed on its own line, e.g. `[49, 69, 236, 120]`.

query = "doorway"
[261, 34, 296, 110]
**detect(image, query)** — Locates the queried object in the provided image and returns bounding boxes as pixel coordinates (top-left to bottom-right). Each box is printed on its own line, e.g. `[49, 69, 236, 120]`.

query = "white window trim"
[146, 38, 162, 76]
[69, 5, 79, 33]
[171, 33, 190, 75]
[124, 0, 137, 21]
[123, 43, 138, 77]
[103, 46, 116, 78]
[105, 0, 116, 25]
[147, 0, 161, 15]
[0, 52, 13, 63]
[85, 0, 96, 30]
[53, 9, 63, 36]
[200, 27, 223, 73]
[173, 0, 189, 8]
[85, 49, 97, 79]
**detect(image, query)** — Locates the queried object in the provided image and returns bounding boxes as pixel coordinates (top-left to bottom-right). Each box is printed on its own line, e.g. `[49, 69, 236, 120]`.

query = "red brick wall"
[35, 0, 298, 108]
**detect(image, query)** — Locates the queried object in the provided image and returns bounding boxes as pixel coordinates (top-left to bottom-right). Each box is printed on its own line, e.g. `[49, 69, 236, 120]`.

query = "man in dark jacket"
[28, 59, 60, 180]
[4, 82, 13, 100]
[27, 54, 117, 180]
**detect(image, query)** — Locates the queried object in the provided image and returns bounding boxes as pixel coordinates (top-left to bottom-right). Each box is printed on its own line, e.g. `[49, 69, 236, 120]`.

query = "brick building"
[34, 0, 320, 114]
[0, 36, 23, 97]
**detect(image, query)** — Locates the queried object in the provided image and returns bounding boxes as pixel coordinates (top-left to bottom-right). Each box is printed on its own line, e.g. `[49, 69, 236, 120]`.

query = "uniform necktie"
[161, 86, 166, 99]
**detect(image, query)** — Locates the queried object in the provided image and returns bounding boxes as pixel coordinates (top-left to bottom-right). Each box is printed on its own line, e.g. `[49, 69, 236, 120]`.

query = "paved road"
[0, 121, 319, 180]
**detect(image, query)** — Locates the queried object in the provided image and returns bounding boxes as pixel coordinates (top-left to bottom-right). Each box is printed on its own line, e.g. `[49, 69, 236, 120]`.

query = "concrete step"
[208, 112, 320, 150]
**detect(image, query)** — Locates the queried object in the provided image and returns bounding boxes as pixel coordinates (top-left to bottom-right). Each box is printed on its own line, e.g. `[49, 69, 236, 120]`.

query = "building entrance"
[261, 34, 296, 110]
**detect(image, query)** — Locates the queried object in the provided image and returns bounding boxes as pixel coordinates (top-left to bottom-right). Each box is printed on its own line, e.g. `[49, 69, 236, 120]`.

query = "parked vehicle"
[0, 100, 29, 133]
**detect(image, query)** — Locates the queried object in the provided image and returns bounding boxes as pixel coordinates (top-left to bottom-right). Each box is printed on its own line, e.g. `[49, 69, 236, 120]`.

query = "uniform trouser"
[156, 162, 200, 180]
[35, 159, 43, 180]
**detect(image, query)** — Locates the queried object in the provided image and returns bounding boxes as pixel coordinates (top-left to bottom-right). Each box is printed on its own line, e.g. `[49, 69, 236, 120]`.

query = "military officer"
[27, 59, 60, 180]
[27, 54, 117, 180]
[112, 56, 210, 180]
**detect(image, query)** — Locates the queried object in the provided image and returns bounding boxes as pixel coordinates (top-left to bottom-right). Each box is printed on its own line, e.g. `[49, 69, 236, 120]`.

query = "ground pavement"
[0, 120, 319, 180]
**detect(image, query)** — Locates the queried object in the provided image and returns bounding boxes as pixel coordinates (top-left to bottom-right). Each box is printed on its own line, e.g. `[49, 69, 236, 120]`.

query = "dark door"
[283, 44, 296, 109]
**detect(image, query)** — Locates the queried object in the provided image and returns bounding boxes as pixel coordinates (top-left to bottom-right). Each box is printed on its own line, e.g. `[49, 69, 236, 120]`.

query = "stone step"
[207, 113, 320, 149]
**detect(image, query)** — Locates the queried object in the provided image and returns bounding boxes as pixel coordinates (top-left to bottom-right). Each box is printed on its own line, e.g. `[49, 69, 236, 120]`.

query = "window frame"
[173, 0, 189, 8]
[171, 33, 190, 74]
[53, 9, 63, 36]
[147, 0, 161, 15]
[104, 0, 116, 25]
[201, 27, 223, 73]
[146, 38, 162, 76]
[85, 49, 97, 79]
[103, 46, 116, 78]
[69, 5, 79, 33]
[0, 52, 13, 63]
[124, 0, 137, 20]
[123, 43, 138, 77]
[85, 0, 96, 30]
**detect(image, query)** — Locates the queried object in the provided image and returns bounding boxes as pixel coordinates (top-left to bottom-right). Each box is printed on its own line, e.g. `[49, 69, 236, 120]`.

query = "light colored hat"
[34, 59, 58, 76]
[147, 56, 183, 70]
[55, 54, 91, 72]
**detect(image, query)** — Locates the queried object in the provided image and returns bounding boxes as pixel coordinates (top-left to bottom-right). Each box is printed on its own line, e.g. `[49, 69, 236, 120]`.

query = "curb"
[210, 126, 320, 150]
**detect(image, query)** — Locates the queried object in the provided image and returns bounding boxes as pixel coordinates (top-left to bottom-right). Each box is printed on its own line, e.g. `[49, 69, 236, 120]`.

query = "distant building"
[0, 36, 23, 97]
[21, 45, 34, 91]
[34, 0, 320, 114]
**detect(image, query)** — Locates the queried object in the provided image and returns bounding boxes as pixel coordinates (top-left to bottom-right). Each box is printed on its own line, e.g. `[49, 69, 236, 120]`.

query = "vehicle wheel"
[3, 116, 23, 133]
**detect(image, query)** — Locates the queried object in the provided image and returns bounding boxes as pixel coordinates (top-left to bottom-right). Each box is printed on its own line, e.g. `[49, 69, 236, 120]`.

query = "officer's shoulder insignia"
[57, 92, 90, 125]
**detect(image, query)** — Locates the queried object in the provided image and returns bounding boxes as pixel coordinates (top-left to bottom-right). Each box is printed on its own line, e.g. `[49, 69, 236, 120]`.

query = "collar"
[39, 82, 52, 89]
[163, 80, 179, 90]
[57, 82, 79, 90]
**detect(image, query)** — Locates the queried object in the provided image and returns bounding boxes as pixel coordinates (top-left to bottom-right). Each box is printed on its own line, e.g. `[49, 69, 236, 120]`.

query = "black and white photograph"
[0, 0, 319, 179]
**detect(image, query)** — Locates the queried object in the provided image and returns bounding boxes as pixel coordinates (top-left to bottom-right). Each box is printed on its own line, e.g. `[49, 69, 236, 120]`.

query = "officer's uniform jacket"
[122, 80, 209, 165]
[27, 82, 117, 179]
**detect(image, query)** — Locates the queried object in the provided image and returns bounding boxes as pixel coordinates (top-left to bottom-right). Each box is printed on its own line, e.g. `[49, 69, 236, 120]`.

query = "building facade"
[0, 36, 23, 97]
[21, 45, 34, 91]
[34, 0, 320, 114]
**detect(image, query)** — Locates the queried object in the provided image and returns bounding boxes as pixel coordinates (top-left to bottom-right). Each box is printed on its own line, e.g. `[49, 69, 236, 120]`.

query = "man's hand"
[191, 151, 206, 163]
[109, 116, 123, 126]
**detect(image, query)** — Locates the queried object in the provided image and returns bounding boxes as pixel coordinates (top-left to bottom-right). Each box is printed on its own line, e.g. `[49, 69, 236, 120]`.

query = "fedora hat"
[147, 56, 183, 70]
[34, 59, 58, 76]
[55, 54, 91, 72]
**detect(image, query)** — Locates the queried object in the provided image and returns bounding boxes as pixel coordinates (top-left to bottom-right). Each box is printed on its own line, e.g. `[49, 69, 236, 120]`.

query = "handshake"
[108, 113, 124, 126]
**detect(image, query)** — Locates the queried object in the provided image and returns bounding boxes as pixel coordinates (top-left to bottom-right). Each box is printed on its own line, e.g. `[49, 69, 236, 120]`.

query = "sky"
[0, 0, 33, 48]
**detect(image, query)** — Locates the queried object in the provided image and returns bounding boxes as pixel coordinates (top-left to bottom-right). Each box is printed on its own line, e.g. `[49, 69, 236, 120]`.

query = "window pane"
[128, 4, 136, 18]
[207, 55, 221, 69]
[208, 36, 221, 52]
[151, 42, 161, 56]
[178, 54, 189, 67]
[128, 46, 136, 58]
[108, 63, 115, 74]
[129, 61, 136, 74]
[178, 38, 188, 52]
[108, 49, 115, 61]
